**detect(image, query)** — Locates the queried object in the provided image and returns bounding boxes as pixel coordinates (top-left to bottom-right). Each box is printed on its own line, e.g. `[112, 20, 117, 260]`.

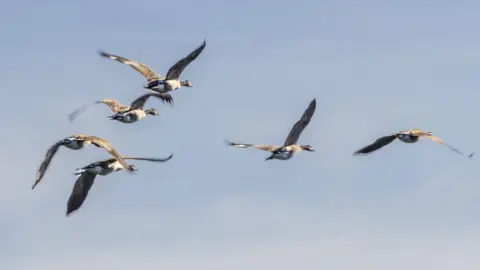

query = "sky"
[1, 0, 480, 269]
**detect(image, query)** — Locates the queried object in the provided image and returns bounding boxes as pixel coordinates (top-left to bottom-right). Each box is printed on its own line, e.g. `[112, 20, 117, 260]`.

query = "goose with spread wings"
[226, 98, 316, 161]
[68, 92, 173, 123]
[98, 39, 206, 93]
[33, 134, 133, 190]
[353, 128, 473, 157]
[66, 154, 173, 216]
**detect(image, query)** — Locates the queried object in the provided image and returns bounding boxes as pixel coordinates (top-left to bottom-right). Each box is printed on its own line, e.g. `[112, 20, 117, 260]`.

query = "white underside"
[117, 110, 146, 123]
[108, 161, 125, 171]
[154, 80, 180, 92]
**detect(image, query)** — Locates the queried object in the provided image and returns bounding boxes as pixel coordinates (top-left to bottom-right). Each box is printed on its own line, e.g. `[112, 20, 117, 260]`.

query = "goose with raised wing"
[353, 128, 473, 156]
[98, 39, 206, 93]
[65, 154, 173, 216]
[107, 92, 173, 124]
[33, 134, 133, 190]
[68, 92, 173, 123]
[226, 98, 316, 161]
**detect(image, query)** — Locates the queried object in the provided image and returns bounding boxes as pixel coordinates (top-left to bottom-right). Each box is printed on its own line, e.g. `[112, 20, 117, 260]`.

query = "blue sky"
[1, 0, 480, 269]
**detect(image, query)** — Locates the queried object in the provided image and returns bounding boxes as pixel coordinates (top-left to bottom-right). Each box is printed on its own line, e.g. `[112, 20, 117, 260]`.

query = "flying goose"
[68, 92, 173, 123]
[107, 92, 173, 124]
[33, 134, 133, 190]
[353, 128, 473, 156]
[226, 98, 316, 161]
[98, 39, 206, 93]
[66, 154, 173, 216]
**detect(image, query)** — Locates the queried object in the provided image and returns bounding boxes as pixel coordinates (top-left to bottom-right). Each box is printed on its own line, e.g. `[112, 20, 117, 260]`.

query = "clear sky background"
[1, 0, 480, 269]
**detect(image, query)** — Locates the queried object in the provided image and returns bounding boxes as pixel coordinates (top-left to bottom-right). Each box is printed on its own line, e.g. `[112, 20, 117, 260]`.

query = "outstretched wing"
[424, 134, 466, 155]
[129, 92, 174, 110]
[98, 50, 163, 82]
[165, 39, 206, 80]
[81, 136, 131, 171]
[33, 140, 64, 189]
[353, 134, 398, 156]
[98, 99, 130, 113]
[67, 99, 129, 122]
[101, 154, 174, 164]
[284, 98, 317, 146]
[225, 140, 279, 152]
[66, 172, 97, 216]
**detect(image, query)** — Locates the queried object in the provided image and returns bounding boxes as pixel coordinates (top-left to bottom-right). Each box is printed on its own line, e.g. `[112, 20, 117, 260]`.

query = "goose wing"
[67, 99, 129, 122]
[66, 172, 97, 216]
[283, 98, 317, 146]
[225, 140, 279, 152]
[33, 139, 64, 189]
[353, 134, 398, 155]
[101, 154, 174, 164]
[165, 39, 206, 80]
[98, 50, 164, 82]
[422, 134, 466, 155]
[98, 99, 130, 113]
[129, 92, 174, 110]
[79, 136, 132, 171]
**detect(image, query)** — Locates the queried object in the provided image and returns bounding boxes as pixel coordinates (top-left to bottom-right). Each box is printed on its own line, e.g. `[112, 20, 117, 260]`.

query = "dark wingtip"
[31, 180, 39, 190]
[468, 152, 475, 158]
[97, 49, 108, 57]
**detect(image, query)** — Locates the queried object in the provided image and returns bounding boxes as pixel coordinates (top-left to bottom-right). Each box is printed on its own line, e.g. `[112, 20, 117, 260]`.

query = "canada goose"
[68, 92, 173, 123]
[107, 92, 172, 124]
[66, 154, 173, 216]
[353, 128, 473, 156]
[98, 39, 206, 93]
[33, 134, 133, 190]
[226, 98, 316, 161]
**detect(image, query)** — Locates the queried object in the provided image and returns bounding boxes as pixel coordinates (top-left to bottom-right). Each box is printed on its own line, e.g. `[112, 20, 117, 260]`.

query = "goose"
[226, 98, 316, 161]
[107, 92, 172, 124]
[66, 154, 173, 216]
[353, 128, 473, 157]
[98, 39, 206, 93]
[68, 92, 173, 123]
[33, 134, 133, 190]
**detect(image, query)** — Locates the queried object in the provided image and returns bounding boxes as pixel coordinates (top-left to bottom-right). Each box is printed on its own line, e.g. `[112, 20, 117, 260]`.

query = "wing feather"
[81, 136, 132, 171]
[98, 50, 163, 82]
[225, 140, 279, 152]
[129, 92, 174, 110]
[66, 172, 97, 216]
[353, 134, 398, 155]
[33, 140, 63, 189]
[165, 39, 206, 80]
[284, 98, 316, 146]
[424, 134, 466, 155]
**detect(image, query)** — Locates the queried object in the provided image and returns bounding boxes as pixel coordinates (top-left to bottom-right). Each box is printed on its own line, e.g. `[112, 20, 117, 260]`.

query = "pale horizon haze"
[1, 1, 480, 270]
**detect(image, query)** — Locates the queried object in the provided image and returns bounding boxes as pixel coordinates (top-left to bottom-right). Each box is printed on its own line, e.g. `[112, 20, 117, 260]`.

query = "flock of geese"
[33, 39, 474, 217]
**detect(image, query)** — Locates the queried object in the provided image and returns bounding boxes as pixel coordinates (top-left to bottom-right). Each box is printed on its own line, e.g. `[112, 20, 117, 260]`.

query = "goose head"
[181, 80, 193, 87]
[146, 108, 159, 116]
[301, 145, 315, 152]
